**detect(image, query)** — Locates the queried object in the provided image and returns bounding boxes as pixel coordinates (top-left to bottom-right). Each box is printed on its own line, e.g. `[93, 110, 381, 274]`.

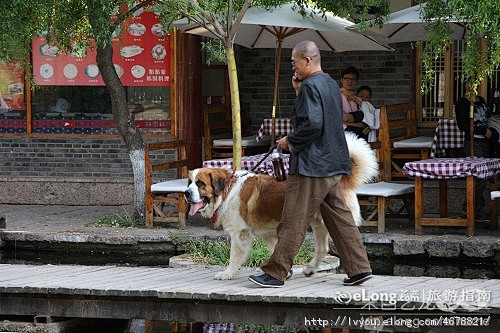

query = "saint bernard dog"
[184, 132, 378, 280]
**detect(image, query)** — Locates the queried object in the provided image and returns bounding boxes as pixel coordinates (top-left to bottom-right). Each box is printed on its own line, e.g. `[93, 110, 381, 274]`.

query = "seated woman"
[340, 66, 368, 141]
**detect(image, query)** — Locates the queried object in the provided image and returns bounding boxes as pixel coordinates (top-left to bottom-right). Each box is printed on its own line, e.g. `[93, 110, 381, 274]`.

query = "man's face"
[291, 51, 309, 81]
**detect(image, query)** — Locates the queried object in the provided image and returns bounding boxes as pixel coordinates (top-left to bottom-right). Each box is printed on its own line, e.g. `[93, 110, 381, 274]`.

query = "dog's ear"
[211, 171, 230, 196]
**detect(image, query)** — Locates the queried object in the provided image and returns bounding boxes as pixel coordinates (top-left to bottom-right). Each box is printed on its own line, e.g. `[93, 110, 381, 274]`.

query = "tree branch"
[230, 0, 252, 40]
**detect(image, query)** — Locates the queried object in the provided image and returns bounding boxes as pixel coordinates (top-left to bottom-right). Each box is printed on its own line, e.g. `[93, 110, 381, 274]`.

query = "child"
[356, 86, 380, 143]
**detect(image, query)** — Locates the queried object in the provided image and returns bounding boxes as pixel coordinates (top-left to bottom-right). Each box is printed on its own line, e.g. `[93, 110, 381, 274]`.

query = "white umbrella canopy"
[348, 2, 466, 44]
[174, 2, 393, 144]
[177, 3, 393, 52]
[349, 3, 477, 154]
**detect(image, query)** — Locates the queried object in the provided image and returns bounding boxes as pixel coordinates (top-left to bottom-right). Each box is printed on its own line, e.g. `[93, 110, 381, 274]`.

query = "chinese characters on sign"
[32, 11, 170, 87]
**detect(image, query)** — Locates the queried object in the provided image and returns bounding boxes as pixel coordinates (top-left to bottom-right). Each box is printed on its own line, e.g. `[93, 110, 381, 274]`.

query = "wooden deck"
[0, 264, 498, 328]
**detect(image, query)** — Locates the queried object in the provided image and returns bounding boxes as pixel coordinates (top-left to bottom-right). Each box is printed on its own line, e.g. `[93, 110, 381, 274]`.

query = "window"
[1, 10, 172, 136]
[416, 39, 497, 126]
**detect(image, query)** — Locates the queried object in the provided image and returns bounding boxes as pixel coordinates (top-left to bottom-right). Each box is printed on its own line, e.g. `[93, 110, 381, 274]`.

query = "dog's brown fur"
[184, 132, 378, 280]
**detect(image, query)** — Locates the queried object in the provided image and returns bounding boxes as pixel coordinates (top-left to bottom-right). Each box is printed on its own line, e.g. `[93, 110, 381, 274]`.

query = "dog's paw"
[302, 265, 317, 277]
[214, 270, 236, 280]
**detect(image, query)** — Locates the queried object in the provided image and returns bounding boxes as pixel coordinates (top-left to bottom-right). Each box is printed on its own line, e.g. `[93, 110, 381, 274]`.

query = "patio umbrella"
[349, 3, 475, 154]
[175, 3, 393, 145]
[348, 2, 466, 44]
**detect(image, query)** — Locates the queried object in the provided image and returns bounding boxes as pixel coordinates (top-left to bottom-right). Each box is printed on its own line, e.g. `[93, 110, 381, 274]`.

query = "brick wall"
[1, 137, 133, 178]
[236, 43, 414, 132]
[0, 137, 177, 205]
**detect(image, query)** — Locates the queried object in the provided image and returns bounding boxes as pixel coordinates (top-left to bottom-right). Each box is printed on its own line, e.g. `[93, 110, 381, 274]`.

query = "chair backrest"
[378, 103, 417, 147]
[145, 140, 189, 187]
[203, 105, 255, 160]
[54, 98, 71, 112]
[203, 106, 231, 139]
[203, 106, 232, 160]
[378, 103, 418, 180]
[369, 140, 383, 181]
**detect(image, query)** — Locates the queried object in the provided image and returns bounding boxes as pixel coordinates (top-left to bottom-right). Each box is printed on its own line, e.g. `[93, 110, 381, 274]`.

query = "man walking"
[248, 40, 372, 288]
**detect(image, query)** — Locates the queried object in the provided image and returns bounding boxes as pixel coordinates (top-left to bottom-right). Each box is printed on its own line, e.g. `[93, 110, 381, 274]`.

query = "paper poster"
[0, 62, 25, 110]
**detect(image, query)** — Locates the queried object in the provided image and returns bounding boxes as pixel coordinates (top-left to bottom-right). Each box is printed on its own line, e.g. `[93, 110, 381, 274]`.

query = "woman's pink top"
[341, 93, 359, 129]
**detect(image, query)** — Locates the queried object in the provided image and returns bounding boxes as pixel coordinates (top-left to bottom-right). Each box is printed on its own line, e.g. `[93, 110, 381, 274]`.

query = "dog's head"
[184, 168, 232, 218]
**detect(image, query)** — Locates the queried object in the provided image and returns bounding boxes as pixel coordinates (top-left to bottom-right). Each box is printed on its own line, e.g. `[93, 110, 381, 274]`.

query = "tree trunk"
[96, 43, 146, 219]
[225, 46, 242, 169]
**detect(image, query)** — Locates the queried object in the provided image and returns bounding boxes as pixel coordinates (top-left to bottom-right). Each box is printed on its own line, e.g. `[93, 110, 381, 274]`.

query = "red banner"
[32, 11, 170, 86]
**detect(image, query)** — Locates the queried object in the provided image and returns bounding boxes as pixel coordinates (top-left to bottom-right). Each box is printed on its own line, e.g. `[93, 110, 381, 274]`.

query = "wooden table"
[403, 157, 500, 236]
[255, 118, 293, 142]
[203, 153, 290, 177]
[429, 118, 465, 158]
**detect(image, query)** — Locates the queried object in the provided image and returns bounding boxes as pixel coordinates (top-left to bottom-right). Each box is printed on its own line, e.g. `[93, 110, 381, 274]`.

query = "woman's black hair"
[341, 66, 360, 80]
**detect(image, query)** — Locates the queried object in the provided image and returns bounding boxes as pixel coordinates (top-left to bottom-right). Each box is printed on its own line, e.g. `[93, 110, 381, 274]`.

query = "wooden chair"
[356, 141, 415, 233]
[489, 175, 499, 231]
[357, 181, 415, 233]
[145, 140, 189, 228]
[51, 98, 71, 113]
[378, 103, 433, 180]
[203, 105, 271, 160]
[490, 191, 499, 231]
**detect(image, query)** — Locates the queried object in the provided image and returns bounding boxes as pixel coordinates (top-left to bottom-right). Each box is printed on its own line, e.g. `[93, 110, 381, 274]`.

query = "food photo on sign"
[31, 10, 170, 87]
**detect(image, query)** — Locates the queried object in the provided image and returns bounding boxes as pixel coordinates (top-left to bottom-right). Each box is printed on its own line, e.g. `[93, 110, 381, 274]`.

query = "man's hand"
[276, 136, 290, 151]
[292, 73, 302, 95]
[341, 88, 362, 107]
[343, 112, 354, 123]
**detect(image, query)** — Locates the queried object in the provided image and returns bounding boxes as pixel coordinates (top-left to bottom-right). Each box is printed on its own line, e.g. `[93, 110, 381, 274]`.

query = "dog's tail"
[343, 131, 379, 187]
[341, 131, 379, 226]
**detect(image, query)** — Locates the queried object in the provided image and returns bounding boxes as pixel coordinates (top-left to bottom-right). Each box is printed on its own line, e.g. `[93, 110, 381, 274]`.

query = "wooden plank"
[420, 218, 467, 226]
[1, 264, 499, 311]
[466, 175, 476, 236]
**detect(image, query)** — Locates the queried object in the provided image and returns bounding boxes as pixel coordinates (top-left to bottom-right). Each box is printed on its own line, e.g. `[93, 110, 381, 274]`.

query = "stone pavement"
[0, 204, 499, 261]
[0, 204, 222, 244]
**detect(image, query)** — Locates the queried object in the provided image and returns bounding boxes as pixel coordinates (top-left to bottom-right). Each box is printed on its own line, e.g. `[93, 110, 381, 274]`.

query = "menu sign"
[32, 11, 170, 86]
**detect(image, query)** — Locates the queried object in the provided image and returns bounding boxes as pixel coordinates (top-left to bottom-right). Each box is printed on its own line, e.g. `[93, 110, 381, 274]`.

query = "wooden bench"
[203, 105, 270, 160]
[356, 141, 415, 233]
[378, 103, 433, 180]
[145, 140, 189, 228]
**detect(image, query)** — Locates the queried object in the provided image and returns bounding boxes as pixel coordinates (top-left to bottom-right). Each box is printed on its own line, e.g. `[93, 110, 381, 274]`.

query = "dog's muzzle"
[184, 188, 198, 203]
[184, 188, 209, 216]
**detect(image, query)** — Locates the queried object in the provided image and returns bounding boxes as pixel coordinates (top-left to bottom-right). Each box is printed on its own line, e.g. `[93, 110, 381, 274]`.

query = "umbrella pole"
[469, 101, 474, 156]
[271, 39, 283, 149]
[469, 91, 474, 156]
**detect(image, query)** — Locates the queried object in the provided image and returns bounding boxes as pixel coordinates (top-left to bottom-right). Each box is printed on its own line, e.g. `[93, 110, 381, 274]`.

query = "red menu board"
[32, 11, 170, 86]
